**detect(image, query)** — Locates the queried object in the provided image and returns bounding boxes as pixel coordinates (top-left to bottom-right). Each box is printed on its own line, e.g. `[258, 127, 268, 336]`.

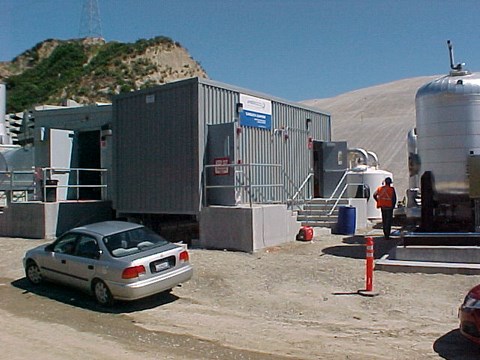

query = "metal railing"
[203, 162, 316, 211]
[288, 172, 314, 210]
[326, 181, 365, 215]
[299, 168, 366, 222]
[0, 167, 108, 204]
[0, 170, 36, 204]
[204, 163, 289, 207]
[41, 167, 108, 201]
[0, 170, 36, 190]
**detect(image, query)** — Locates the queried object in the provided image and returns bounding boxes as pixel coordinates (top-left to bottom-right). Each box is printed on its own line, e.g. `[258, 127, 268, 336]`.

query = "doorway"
[77, 131, 101, 200]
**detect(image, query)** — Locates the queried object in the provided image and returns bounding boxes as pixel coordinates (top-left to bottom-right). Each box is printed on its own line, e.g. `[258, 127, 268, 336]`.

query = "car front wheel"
[93, 279, 114, 306]
[26, 261, 42, 285]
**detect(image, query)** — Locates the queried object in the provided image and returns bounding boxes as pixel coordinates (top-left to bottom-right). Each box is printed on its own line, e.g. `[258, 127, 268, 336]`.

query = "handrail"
[42, 167, 107, 201]
[0, 170, 36, 189]
[204, 163, 287, 207]
[0, 167, 108, 203]
[203, 162, 317, 210]
[288, 172, 314, 210]
[327, 182, 364, 215]
[327, 170, 348, 202]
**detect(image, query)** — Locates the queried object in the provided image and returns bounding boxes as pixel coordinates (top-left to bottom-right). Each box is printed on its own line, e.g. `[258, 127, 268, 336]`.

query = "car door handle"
[88, 265, 94, 270]
[61, 260, 66, 264]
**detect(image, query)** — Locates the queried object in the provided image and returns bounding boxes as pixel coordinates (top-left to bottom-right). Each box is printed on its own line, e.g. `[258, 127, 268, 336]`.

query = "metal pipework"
[447, 40, 466, 72]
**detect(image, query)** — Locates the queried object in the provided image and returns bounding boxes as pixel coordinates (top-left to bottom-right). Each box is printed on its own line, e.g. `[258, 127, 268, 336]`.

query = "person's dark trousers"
[381, 208, 394, 239]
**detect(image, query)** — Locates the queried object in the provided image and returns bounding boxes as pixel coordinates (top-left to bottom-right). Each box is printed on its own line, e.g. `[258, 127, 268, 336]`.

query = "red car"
[459, 284, 480, 344]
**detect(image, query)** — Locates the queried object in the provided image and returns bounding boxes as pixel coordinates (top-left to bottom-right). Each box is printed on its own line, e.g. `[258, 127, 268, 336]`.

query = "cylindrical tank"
[415, 71, 480, 202]
[0, 145, 35, 190]
[346, 166, 393, 219]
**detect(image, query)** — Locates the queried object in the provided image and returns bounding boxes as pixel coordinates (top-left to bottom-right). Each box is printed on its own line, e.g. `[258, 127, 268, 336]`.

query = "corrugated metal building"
[113, 77, 330, 218]
[33, 104, 113, 201]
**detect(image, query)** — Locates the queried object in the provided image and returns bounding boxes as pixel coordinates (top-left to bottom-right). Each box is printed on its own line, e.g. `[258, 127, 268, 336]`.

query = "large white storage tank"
[347, 165, 393, 219]
[415, 68, 480, 202]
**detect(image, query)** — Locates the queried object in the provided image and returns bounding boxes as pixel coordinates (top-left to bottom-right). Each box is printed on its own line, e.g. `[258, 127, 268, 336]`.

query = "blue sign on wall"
[239, 94, 272, 130]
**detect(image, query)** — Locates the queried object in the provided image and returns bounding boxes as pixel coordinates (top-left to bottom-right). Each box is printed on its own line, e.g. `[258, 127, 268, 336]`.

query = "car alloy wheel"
[26, 261, 42, 285]
[93, 279, 113, 306]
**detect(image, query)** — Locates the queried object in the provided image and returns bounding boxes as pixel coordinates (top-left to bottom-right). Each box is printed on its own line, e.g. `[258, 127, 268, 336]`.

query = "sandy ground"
[1, 228, 480, 359]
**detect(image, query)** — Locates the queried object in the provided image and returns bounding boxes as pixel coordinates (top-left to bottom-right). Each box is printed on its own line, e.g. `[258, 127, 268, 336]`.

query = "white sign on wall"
[239, 94, 272, 130]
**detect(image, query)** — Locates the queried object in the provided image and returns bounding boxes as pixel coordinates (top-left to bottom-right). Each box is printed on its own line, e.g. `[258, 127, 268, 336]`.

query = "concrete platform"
[376, 245, 480, 275]
[0, 200, 113, 239]
[199, 204, 301, 252]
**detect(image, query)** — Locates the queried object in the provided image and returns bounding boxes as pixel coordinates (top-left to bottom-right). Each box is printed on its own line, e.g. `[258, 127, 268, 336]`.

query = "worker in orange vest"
[373, 177, 397, 240]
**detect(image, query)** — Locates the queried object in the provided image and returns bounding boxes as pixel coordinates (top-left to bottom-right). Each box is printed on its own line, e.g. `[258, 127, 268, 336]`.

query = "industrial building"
[1, 77, 374, 251]
[112, 77, 331, 251]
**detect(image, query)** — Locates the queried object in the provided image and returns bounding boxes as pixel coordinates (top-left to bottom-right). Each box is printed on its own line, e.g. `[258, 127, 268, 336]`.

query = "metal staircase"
[292, 170, 363, 229]
[296, 197, 350, 228]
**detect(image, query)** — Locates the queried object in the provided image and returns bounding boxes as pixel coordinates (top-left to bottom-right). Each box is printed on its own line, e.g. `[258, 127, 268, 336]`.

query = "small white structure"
[347, 165, 393, 219]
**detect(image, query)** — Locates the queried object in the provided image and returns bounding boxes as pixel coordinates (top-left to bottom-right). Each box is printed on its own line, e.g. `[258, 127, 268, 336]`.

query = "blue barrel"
[335, 206, 356, 235]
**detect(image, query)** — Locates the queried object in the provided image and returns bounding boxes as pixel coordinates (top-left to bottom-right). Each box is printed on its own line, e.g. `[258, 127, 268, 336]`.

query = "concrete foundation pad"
[376, 245, 480, 275]
[199, 204, 301, 252]
[376, 257, 480, 275]
[0, 201, 113, 239]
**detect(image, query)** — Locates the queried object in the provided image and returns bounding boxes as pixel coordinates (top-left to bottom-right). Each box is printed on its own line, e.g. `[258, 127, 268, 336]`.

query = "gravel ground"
[1, 228, 480, 359]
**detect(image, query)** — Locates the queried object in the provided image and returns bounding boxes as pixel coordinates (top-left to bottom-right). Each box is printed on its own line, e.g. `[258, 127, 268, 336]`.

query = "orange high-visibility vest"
[375, 185, 395, 208]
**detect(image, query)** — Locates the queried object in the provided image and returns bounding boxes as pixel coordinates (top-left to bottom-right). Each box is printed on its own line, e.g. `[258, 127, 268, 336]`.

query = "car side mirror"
[45, 244, 54, 252]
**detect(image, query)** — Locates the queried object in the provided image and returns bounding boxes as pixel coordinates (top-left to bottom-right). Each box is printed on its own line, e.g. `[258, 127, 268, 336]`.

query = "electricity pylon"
[79, 0, 103, 38]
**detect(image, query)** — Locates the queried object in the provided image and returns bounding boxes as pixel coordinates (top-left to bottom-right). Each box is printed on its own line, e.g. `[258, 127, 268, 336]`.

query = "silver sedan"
[23, 221, 193, 306]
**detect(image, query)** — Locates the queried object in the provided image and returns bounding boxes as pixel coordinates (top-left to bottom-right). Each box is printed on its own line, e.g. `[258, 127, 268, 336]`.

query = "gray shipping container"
[113, 77, 330, 216]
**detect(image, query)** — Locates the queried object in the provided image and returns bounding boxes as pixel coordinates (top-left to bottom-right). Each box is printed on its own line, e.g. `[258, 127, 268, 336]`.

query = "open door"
[49, 129, 74, 201]
[206, 123, 236, 205]
[77, 131, 101, 200]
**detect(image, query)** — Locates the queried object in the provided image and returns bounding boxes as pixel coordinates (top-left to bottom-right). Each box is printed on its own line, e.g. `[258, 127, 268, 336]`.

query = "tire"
[92, 279, 114, 306]
[26, 260, 42, 285]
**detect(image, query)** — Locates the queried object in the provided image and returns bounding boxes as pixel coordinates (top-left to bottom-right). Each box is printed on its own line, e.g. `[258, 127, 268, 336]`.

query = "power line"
[79, 0, 103, 38]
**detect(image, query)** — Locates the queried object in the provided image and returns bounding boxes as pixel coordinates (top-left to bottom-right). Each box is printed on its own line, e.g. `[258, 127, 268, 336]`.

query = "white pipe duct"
[0, 84, 12, 144]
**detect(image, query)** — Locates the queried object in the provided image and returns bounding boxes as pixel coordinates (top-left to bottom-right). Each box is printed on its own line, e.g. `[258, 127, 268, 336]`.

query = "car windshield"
[103, 226, 169, 257]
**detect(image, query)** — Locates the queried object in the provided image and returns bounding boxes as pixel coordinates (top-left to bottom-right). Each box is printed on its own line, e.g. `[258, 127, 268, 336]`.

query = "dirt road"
[1, 232, 480, 359]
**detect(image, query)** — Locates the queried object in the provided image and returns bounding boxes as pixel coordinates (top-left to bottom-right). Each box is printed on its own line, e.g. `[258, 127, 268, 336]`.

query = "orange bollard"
[358, 236, 379, 297]
[365, 236, 374, 291]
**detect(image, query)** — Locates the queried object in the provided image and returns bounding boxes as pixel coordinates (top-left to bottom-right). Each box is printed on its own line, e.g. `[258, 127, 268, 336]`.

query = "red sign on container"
[214, 157, 230, 175]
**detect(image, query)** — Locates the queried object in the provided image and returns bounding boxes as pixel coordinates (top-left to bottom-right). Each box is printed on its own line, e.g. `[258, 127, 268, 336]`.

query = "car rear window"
[103, 227, 170, 257]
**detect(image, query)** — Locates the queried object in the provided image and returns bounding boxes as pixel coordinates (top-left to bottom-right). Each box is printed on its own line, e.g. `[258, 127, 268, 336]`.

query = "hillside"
[302, 75, 440, 198]
[0, 36, 207, 112]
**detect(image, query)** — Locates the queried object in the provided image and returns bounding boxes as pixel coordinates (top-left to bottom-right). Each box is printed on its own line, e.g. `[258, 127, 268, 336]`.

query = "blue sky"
[1, 0, 480, 101]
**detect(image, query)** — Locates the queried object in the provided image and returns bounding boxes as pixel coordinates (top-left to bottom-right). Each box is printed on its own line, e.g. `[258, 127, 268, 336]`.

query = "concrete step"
[376, 257, 480, 275]
[297, 214, 337, 223]
[301, 220, 337, 228]
[376, 245, 480, 275]
[295, 198, 347, 230]
[305, 198, 349, 205]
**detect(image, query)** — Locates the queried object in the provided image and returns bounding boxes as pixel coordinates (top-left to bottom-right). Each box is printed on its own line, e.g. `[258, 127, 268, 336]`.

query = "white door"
[50, 129, 74, 200]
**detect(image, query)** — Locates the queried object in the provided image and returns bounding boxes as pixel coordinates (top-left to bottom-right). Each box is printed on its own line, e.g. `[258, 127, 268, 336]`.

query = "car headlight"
[464, 294, 480, 309]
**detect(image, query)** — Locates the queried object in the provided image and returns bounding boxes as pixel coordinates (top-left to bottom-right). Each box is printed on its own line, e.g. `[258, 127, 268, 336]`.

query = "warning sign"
[214, 157, 230, 175]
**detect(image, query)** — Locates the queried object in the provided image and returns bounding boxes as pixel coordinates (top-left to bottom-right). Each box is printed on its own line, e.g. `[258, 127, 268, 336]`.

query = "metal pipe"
[447, 40, 465, 72]
[0, 84, 12, 145]
[366, 151, 379, 168]
[348, 148, 369, 167]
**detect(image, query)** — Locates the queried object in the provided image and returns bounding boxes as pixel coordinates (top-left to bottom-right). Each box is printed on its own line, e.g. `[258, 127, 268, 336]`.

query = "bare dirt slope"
[1, 233, 479, 359]
[302, 76, 440, 198]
